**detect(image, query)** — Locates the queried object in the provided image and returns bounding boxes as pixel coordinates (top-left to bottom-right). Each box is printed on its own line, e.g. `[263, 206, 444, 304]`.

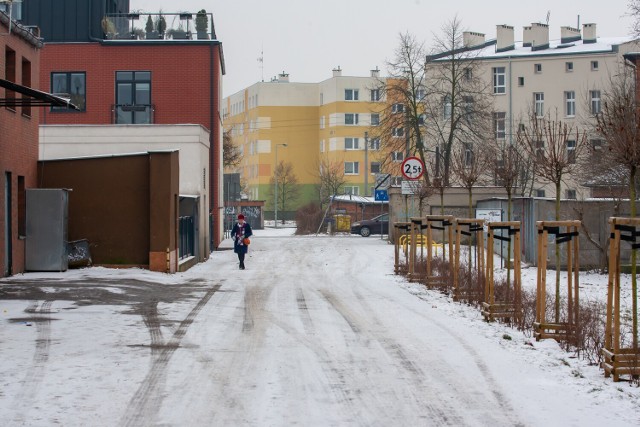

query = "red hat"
[237, 214, 245, 220]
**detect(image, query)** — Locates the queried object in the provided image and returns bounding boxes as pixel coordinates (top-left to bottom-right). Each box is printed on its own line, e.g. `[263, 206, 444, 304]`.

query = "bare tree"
[422, 16, 494, 195]
[269, 161, 301, 223]
[593, 64, 640, 347]
[451, 142, 490, 217]
[315, 158, 347, 209]
[630, 0, 640, 36]
[223, 129, 242, 168]
[518, 109, 589, 322]
[370, 32, 431, 187]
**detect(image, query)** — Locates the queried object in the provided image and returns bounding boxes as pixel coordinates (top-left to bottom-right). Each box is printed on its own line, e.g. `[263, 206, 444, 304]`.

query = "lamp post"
[274, 143, 288, 228]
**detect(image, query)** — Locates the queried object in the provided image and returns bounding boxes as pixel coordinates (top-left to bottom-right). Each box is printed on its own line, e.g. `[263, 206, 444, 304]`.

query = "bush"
[295, 203, 323, 235]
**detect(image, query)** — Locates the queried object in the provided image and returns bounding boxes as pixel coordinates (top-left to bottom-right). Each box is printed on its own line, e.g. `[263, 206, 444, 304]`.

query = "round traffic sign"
[401, 156, 425, 180]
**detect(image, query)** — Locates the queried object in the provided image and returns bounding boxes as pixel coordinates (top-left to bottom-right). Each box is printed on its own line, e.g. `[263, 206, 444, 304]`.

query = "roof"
[0, 78, 79, 109]
[435, 36, 637, 61]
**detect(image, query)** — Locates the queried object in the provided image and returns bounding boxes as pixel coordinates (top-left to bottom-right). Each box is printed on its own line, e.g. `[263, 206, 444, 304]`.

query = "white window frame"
[370, 89, 381, 102]
[344, 186, 360, 195]
[370, 162, 381, 174]
[565, 91, 576, 117]
[590, 90, 601, 115]
[391, 151, 404, 162]
[370, 113, 380, 126]
[567, 139, 576, 164]
[534, 92, 544, 118]
[565, 189, 577, 200]
[443, 95, 452, 119]
[534, 189, 546, 197]
[369, 138, 381, 151]
[344, 113, 359, 125]
[392, 103, 404, 113]
[534, 63, 542, 73]
[345, 137, 360, 150]
[492, 67, 506, 94]
[344, 162, 359, 175]
[591, 60, 599, 71]
[415, 88, 426, 100]
[392, 127, 404, 137]
[494, 112, 506, 140]
[345, 89, 359, 101]
[565, 62, 574, 72]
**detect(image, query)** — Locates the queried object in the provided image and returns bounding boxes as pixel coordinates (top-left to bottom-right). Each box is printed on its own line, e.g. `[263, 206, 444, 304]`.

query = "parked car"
[350, 213, 389, 237]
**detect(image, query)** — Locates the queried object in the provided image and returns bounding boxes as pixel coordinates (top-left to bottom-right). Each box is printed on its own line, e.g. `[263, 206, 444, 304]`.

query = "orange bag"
[243, 238, 251, 245]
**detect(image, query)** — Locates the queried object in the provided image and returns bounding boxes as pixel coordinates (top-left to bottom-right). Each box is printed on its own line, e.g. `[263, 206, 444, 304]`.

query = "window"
[344, 186, 360, 195]
[518, 123, 526, 133]
[464, 143, 474, 167]
[565, 91, 576, 117]
[464, 67, 472, 81]
[567, 140, 576, 164]
[51, 72, 86, 111]
[590, 90, 601, 115]
[493, 67, 506, 94]
[369, 138, 381, 150]
[418, 113, 426, 125]
[534, 63, 542, 73]
[463, 96, 474, 124]
[344, 113, 359, 125]
[591, 61, 599, 71]
[391, 151, 404, 162]
[370, 162, 381, 174]
[0, 1, 21, 20]
[565, 189, 577, 199]
[5, 47, 15, 110]
[565, 62, 574, 72]
[392, 103, 404, 113]
[415, 88, 426, 100]
[591, 138, 604, 151]
[443, 95, 452, 119]
[392, 127, 404, 137]
[535, 140, 545, 161]
[534, 189, 546, 197]
[391, 176, 403, 186]
[518, 77, 524, 87]
[344, 162, 359, 175]
[320, 116, 325, 129]
[370, 89, 380, 101]
[494, 112, 506, 139]
[21, 58, 31, 117]
[345, 137, 360, 150]
[345, 89, 359, 101]
[534, 92, 544, 118]
[115, 71, 151, 124]
[370, 113, 380, 126]
[320, 93, 324, 105]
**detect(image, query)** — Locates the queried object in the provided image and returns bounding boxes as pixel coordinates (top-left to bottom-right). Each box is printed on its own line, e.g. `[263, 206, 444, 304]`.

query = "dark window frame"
[50, 71, 87, 112]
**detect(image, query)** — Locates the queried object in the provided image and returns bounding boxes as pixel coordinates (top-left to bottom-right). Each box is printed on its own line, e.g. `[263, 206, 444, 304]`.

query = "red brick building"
[0, 13, 42, 276]
[27, 10, 226, 250]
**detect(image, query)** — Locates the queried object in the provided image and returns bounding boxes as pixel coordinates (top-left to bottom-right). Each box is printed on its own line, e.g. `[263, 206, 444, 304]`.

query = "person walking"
[231, 213, 253, 270]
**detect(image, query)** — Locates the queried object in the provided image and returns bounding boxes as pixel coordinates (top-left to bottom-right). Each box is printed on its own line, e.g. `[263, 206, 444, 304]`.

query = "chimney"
[496, 25, 515, 52]
[278, 71, 289, 83]
[583, 23, 597, 43]
[560, 26, 581, 44]
[523, 26, 533, 47]
[332, 66, 342, 77]
[463, 31, 485, 47]
[531, 22, 549, 51]
[370, 66, 380, 78]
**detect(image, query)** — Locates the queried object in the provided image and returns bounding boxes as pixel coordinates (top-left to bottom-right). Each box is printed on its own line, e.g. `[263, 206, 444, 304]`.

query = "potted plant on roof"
[156, 12, 167, 39]
[144, 15, 158, 39]
[101, 16, 117, 39]
[195, 9, 209, 39]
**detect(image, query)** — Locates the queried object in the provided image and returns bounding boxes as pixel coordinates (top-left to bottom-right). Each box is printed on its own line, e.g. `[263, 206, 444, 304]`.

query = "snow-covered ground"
[0, 227, 639, 426]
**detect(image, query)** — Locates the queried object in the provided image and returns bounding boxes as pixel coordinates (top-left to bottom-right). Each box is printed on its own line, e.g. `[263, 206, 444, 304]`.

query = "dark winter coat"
[231, 221, 253, 254]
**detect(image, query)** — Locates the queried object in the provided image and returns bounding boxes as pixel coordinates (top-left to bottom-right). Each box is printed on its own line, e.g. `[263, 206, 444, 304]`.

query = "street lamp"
[274, 143, 288, 228]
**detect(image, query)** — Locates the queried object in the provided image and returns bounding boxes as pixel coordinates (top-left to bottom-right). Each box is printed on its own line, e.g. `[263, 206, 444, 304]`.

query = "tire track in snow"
[120, 284, 221, 427]
[11, 300, 54, 425]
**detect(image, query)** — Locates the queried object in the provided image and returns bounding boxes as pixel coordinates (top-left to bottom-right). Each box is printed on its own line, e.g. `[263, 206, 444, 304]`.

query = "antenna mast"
[257, 46, 264, 82]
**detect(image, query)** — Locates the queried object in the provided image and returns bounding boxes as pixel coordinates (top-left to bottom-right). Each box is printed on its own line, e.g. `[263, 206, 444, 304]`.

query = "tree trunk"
[555, 180, 561, 323]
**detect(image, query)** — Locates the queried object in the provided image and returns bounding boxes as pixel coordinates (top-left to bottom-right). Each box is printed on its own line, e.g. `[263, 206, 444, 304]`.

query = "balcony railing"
[111, 104, 155, 124]
[102, 12, 216, 41]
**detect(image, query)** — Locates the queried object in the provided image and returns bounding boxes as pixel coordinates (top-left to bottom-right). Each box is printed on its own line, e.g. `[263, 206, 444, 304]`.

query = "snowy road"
[1, 228, 639, 426]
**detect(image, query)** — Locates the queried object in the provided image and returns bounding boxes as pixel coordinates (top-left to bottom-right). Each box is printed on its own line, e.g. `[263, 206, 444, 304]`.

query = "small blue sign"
[374, 189, 389, 201]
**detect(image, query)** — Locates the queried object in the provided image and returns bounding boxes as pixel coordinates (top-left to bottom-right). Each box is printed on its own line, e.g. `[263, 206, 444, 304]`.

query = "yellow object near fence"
[334, 215, 351, 232]
[399, 234, 441, 253]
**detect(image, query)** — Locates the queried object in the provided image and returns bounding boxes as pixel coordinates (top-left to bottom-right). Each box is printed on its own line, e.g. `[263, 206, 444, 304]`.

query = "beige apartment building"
[453, 22, 639, 199]
[224, 22, 638, 219]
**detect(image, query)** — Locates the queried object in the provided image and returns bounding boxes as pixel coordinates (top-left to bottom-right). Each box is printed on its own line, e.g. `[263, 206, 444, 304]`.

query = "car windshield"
[375, 214, 388, 221]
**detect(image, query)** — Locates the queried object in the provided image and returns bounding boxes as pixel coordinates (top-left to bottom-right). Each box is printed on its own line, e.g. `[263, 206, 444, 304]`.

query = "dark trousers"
[238, 252, 245, 265]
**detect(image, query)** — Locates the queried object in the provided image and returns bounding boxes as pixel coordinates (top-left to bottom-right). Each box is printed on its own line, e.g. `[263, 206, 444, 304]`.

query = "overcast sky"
[130, 1, 634, 98]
